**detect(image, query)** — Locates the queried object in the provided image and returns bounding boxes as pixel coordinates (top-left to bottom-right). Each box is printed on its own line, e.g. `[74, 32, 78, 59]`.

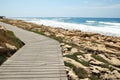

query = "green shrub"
[51, 36, 64, 43]
[67, 43, 78, 47]
[0, 30, 24, 65]
[80, 60, 89, 66]
[91, 54, 113, 70]
[92, 54, 109, 64]
[64, 53, 89, 66]
[64, 61, 88, 78]
[6, 30, 24, 49]
[31, 30, 45, 35]
[31, 30, 64, 43]
[0, 56, 6, 65]
[90, 74, 99, 80]
[74, 52, 84, 55]
[64, 54, 78, 61]
[64, 61, 75, 68]
[74, 67, 88, 78]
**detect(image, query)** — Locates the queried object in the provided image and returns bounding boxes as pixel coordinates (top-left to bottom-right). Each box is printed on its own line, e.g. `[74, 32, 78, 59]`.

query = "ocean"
[13, 17, 120, 37]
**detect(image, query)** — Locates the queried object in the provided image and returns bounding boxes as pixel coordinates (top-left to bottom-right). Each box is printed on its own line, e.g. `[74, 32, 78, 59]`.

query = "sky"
[0, 0, 120, 18]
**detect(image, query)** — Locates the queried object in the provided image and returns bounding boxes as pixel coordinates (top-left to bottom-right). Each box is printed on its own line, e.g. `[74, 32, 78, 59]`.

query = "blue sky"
[0, 0, 120, 17]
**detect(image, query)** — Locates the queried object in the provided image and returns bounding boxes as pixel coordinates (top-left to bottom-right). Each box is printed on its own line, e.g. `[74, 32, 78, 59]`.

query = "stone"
[90, 67, 100, 74]
[5, 43, 17, 50]
[112, 70, 120, 79]
[65, 45, 72, 48]
[44, 32, 51, 36]
[109, 57, 120, 66]
[63, 52, 70, 56]
[0, 26, 7, 36]
[64, 45, 72, 51]
[71, 48, 78, 54]
[60, 43, 65, 46]
[56, 33, 64, 37]
[0, 26, 6, 30]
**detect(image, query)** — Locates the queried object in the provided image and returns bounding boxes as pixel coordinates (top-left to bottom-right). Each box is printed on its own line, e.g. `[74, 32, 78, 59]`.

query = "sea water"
[13, 17, 120, 37]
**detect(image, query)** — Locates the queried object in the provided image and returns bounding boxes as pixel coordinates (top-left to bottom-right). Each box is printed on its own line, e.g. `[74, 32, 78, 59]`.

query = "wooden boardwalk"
[0, 22, 67, 80]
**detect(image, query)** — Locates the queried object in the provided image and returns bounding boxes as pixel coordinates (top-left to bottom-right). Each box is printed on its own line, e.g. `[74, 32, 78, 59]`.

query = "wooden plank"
[0, 22, 67, 80]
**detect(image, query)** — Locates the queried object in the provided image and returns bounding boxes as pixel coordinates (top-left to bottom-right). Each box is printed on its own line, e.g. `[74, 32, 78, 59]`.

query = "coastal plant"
[91, 40, 99, 44]
[99, 64, 114, 72]
[6, 30, 24, 49]
[91, 54, 113, 70]
[66, 42, 78, 47]
[64, 52, 89, 66]
[51, 36, 64, 43]
[64, 61, 88, 79]
[90, 74, 99, 80]
[74, 52, 84, 55]
[0, 30, 24, 65]
[30, 29, 64, 43]
[31, 30, 45, 35]
[0, 56, 6, 65]
[74, 67, 88, 78]
[80, 60, 89, 66]
[92, 54, 109, 64]
[64, 61, 75, 68]
[64, 54, 78, 61]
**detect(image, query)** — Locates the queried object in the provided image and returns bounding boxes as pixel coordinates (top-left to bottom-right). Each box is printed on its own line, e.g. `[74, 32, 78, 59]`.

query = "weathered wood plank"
[0, 22, 67, 80]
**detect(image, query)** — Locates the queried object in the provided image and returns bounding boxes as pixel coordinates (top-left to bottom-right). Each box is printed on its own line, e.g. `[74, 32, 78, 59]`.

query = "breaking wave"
[28, 19, 120, 37]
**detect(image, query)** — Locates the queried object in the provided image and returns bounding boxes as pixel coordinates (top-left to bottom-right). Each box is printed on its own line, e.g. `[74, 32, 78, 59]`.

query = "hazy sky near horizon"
[0, 0, 120, 17]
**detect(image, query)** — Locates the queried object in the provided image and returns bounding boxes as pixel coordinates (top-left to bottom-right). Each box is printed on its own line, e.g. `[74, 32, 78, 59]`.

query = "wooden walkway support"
[0, 22, 67, 80]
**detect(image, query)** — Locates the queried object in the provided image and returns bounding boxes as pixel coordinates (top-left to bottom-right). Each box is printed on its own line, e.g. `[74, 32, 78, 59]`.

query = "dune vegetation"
[0, 25, 24, 65]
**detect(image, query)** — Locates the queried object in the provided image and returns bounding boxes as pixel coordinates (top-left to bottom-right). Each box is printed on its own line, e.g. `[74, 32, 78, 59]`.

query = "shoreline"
[0, 19, 120, 80]
[26, 18, 120, 37]
[10, 17, 120, 38]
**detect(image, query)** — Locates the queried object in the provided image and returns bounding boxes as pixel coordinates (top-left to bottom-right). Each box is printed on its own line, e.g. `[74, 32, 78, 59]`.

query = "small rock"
[71, 48, 78, 54]
[64, 45, 72, 48]
[79, 50, 85, 53]
[64, 45, 72, 51]
[0, 26, 7, 36]
[90, 60, 104, 66]
[44, 32, 51, 36]
[112, 70, 120, 79]
[60, 43, 65, 46]
[0, 26, 6, 31]
[56, 33, 64, 37]
[5, 43, 17, 50]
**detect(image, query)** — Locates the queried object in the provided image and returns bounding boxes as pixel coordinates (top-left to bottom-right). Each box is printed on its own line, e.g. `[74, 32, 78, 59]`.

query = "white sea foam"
[86, 20, 96, 23]
[27, 20, 120, 37]
[99, 22, 120, 26]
